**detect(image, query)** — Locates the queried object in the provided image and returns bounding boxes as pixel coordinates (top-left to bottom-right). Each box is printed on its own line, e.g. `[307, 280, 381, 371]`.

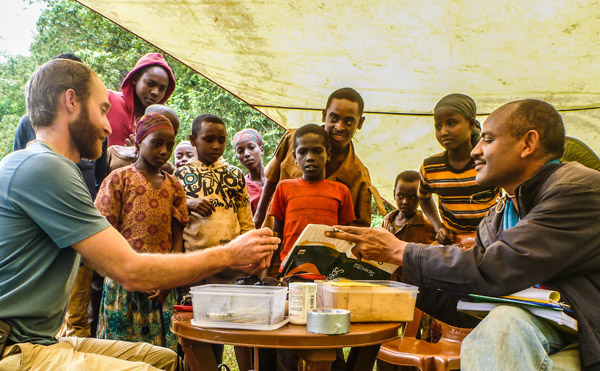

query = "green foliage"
[0, 115, 19, 159]
[370, 195, 395, 228]
[0, 0, 284, 167]
[0, 54, 37, 124]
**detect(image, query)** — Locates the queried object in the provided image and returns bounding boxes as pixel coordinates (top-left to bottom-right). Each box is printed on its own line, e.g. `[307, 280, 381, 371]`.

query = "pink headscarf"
[135, 113, 174, 145]
[232, 128, 263, 148]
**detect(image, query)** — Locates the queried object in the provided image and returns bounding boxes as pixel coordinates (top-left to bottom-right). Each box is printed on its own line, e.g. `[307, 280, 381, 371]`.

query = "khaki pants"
[0, 337, 181, 371]
[65, 265, 94, 337]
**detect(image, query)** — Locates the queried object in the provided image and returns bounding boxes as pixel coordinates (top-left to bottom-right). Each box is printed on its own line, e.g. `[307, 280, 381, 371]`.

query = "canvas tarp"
[76, 0, 600, 202]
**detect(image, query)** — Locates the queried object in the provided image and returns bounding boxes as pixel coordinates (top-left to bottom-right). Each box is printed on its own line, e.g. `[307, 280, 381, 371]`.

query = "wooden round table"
[171, 311, 402, 370]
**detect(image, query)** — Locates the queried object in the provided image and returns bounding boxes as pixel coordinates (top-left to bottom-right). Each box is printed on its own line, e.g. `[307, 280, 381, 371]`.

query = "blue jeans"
[461, 306, 580, 371]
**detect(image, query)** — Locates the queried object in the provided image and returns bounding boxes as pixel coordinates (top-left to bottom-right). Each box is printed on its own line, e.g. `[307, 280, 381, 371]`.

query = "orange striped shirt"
[419, 151, 500, 232]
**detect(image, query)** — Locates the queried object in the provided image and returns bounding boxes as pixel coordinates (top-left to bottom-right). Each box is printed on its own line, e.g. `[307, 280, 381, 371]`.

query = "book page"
[291, 224, 398, 274]
[281, 224, 398, 279]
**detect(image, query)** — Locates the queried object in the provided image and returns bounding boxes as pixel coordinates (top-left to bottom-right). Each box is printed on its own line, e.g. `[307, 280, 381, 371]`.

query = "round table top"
[171, 312, 401, 349]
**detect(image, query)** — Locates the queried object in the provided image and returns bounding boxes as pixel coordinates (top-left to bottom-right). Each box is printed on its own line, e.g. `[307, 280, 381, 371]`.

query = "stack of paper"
[457, 288, 577, 333]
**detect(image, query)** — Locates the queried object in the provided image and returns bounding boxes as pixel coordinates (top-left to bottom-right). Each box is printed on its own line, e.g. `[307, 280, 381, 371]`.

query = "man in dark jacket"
[330, 99, 600, 370]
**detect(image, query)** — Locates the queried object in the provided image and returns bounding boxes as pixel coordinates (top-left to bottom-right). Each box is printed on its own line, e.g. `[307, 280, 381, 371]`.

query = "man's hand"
[226, 228, 280, 268]
[435, 227, 454, 245]
[326, 226, 407, 266]
[147, 289, 170, 303]
[187, 198, 216, 217]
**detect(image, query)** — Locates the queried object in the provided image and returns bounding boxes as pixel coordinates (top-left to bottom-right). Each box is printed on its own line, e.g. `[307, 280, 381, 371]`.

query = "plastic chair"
[377, 308, 472, 371]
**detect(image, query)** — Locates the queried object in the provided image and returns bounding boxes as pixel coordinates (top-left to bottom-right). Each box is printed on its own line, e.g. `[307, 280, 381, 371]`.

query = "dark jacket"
[403, 162, 600, 370]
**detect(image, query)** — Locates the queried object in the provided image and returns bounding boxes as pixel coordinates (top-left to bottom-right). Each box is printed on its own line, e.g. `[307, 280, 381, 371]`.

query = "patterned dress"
[94, 165, 188, 351]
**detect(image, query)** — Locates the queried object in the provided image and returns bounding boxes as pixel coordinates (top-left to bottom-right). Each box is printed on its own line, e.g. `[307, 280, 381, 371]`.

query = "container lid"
[316, 279, 418, 293]
[190, 284, 288, 296]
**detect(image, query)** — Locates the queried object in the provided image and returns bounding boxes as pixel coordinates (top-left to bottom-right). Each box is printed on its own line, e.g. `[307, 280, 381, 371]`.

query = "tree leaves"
[0, 0, 284, 165]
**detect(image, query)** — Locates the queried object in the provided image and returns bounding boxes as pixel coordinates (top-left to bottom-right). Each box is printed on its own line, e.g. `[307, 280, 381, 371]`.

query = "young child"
[107, 104, 179, 174]
[95, 113, 188, 351]
[380, 170, 440, 348]
[268, 124, 354, 371]
[233, 128, 266, 214]
[173, 114, 254, 283]
[419, 93, 500, 244]
[382, 170, 435, 244]
[269, 124, 356, 269]
[174, 140, 197, 168]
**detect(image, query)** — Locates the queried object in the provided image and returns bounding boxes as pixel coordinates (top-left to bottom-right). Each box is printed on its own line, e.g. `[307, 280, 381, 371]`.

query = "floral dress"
[94, 165, 188, 351]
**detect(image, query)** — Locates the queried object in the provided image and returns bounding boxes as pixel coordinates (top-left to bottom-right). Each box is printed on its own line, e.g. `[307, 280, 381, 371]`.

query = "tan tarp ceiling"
[77, 0, 600, 202]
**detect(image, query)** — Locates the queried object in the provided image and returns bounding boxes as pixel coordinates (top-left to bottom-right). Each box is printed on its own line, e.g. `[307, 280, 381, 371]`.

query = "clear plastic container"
[316, 280, 418, 322]
[190, 285, 288, 330]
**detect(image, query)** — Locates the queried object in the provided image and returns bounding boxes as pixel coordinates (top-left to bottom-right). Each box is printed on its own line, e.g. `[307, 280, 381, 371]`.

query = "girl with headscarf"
[233, 128, 266, 214]
[418, 94, 500, 245]
[95, 113, 189, 351]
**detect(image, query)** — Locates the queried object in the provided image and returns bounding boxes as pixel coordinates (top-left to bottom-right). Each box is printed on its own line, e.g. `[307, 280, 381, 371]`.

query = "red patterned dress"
[94, 165, 188, 351]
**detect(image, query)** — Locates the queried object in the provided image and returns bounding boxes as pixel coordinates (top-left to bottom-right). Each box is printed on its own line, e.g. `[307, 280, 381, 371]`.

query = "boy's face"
[293, 133, 330, 181]
[322, 98, 365, 151]
[132, 66, 170, 108]
[174, 142, 198, 168]
[190, 121, 227, 166]
[394, 180, 419, 218]
[137, 129, 175, 169]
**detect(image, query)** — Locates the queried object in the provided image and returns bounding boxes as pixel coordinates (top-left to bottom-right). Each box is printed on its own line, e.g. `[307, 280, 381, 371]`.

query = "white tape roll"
[306, 308, 351, 335]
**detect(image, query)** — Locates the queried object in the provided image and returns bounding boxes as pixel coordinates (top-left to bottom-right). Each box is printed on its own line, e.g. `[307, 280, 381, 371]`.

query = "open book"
[457, 287, 577, 333]
[280, 224, 398, 280]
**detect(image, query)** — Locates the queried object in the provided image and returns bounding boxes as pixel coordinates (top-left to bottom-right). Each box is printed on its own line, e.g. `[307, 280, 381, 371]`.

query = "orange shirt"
[264, 129, 384, 227]
[269, 178, 356, 261]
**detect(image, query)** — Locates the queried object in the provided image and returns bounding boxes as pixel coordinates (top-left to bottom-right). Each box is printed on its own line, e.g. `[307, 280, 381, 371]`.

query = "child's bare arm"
[253, 179, 278, 228]
[187, 198, 215, 217]
[419, 197, 453, 244]
[171, 219, 184, 253]
[269, 217, 285, 271]
[273, 217, 284, 246]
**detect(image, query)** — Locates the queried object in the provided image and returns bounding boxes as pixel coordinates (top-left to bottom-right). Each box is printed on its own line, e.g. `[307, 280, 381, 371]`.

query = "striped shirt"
[419, 151, 500, 232]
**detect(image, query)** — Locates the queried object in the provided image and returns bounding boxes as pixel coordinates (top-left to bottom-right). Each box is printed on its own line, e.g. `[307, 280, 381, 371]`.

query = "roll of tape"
[306, 308, 351, 335]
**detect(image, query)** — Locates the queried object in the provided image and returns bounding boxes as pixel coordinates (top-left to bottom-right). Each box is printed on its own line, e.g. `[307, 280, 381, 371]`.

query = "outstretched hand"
[227, 228, 280, 268]
[326, 226, 407, 265]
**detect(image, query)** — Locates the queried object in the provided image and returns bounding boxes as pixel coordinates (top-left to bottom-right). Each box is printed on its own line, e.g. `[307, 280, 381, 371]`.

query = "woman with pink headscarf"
[233, 128, 266, 214]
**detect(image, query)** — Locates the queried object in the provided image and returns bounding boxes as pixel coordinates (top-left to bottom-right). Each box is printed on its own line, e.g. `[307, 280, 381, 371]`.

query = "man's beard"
[68, 106, 104, 160]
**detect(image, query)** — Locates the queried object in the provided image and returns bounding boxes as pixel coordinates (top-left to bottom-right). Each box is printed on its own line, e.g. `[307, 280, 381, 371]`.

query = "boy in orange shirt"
[269, 124, 355, 275]
[268, 124, 353, 371]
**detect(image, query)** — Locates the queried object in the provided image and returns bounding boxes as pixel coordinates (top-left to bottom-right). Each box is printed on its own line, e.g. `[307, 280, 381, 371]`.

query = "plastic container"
[316, 280, 418, 322]
[190, 284, 288, 330]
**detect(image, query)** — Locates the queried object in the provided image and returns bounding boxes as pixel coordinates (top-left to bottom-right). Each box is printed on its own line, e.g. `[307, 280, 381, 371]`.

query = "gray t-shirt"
[0, 141, 110, 344]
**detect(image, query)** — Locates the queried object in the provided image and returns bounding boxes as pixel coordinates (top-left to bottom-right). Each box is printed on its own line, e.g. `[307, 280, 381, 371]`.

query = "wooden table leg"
[297, 348, 337, 371]
[253, 347, 260, 371]
[345, 344, 381, 371]
[179, 337, 218, 371]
